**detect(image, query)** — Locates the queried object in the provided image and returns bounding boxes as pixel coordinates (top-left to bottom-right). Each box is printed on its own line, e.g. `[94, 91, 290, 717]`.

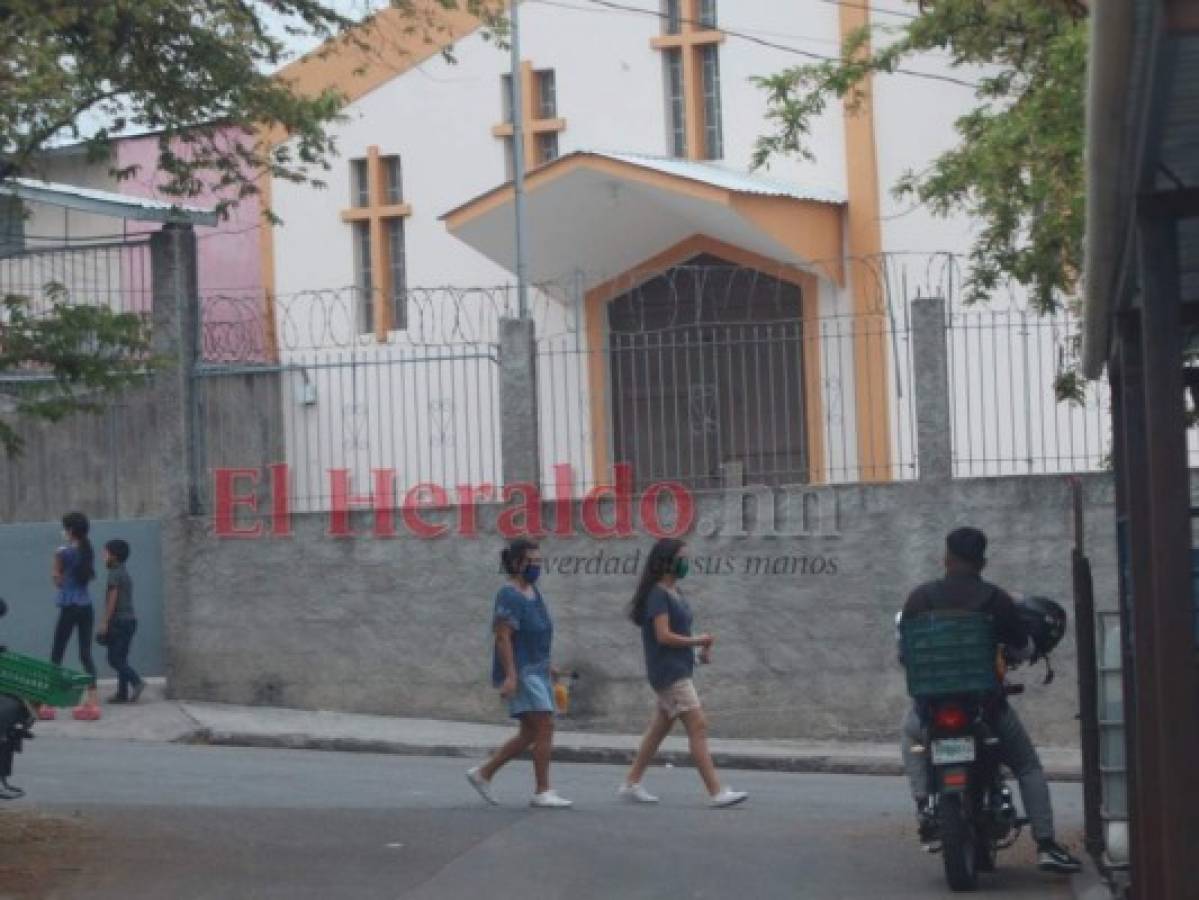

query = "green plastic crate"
[0, 651, 92, 707]
[900, 612, 998, 698]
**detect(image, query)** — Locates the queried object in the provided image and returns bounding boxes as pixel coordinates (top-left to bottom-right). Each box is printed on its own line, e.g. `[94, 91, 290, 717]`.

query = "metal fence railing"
[537, 306, 918, 497]
[0, 236, 154, 317]
[19, 240, 1199, 518]
[532, 261, 922, 497]
[21, 251, 1177, 512]
[948, 309, 1112, 476]
[195, 344, 502, 514]
[537, 296, 1192, 497]
[194, 285, 518, 514]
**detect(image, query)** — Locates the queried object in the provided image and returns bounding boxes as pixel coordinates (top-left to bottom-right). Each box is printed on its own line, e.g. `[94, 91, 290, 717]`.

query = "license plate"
[931, 737, 976, 764]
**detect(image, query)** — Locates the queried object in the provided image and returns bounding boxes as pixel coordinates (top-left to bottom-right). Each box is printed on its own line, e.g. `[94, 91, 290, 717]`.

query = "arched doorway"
[607, 254, 811, 490]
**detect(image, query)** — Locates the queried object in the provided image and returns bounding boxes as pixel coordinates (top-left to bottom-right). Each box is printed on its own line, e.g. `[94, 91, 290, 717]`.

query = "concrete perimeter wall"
[1, 373, 282, 524]
[2, 385, 163, 521]
[166, 472, 1116, 746]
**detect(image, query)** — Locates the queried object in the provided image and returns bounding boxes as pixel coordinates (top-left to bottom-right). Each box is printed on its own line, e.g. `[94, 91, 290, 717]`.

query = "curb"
[181, 730, 1082, 781]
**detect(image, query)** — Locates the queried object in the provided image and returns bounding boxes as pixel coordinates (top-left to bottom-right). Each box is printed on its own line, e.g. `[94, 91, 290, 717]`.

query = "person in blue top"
[48, 511, 100, 720]
[619, 538, 747, 808]
[467, 538, 572, 809]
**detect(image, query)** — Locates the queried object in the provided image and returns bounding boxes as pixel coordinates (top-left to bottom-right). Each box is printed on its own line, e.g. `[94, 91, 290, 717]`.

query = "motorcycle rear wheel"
[974, 835, 997, 873]
[938, 793, 979, 892]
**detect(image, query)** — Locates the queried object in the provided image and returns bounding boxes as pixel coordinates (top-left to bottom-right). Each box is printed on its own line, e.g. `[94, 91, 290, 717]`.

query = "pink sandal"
[72, 703, 102, 721]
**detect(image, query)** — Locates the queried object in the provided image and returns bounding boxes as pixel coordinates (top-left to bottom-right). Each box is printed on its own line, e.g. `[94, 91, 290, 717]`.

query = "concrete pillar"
[150, 223, 200, 699]
[911, 296, 952, 481]
[499, 317, 541, 487]
[150, 223, 201, 515]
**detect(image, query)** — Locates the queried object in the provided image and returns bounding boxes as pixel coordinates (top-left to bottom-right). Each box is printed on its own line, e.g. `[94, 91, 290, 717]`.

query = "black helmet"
[1017, 596, 1067, 660]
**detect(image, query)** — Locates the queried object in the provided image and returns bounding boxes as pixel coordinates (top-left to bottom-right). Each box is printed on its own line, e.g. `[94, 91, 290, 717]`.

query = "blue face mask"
[524, 564, 542, 585]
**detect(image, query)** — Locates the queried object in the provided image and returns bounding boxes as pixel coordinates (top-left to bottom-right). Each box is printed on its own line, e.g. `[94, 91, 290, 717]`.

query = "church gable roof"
[265, 2, 495, 143]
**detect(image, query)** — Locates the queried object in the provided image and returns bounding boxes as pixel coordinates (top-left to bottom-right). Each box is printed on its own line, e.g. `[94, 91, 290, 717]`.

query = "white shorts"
[655, 678, 702, 719]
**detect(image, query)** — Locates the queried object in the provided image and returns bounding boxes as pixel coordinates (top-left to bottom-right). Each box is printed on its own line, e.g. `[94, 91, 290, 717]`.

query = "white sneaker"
[618, 782, 660, 804]
[709, 789, 748, 808]
[530, 790, 574, 809]
[465, 767, 498, 806]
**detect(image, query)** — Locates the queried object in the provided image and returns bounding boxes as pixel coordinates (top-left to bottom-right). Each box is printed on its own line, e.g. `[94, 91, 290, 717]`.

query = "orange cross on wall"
[651, 0, 724, 161]
[340, 145, 413, 341]
[492, 61, 567, 174]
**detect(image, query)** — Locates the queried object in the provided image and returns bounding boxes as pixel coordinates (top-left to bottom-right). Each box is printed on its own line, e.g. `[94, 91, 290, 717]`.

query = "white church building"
[252, 0, 1038, 508]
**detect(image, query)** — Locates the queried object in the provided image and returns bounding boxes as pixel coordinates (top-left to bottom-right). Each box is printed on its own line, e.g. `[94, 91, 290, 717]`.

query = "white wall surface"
[714, 0, 847, 192]
[270, 0, 861, 300]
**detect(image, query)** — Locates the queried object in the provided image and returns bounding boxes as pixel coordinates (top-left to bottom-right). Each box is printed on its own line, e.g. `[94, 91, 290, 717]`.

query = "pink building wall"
[116, 133, 269, 361]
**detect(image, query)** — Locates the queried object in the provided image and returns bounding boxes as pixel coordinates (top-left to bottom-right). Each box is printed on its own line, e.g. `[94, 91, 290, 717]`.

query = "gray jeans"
[900, 704, 1055, 842]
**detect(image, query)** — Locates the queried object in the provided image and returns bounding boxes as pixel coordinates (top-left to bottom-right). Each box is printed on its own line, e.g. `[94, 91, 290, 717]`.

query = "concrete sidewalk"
[31, 679, 1083, 779]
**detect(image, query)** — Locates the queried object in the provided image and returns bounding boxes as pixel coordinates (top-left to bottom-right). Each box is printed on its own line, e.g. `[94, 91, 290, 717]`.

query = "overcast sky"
[267, 0, 387, 63]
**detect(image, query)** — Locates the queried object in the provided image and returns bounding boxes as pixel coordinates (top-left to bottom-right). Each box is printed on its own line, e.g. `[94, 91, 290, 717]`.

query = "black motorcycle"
[0, 597, 35, 802]
[899, 597, 1066, 892]
[911, 680, 1027, 890]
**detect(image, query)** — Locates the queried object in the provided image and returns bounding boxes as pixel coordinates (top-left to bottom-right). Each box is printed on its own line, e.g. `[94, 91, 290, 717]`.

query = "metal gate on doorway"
[535, 259, 918, 496]
[605, 260, 813, 491]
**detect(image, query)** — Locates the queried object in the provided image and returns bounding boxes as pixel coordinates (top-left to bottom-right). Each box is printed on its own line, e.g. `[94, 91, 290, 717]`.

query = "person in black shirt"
[899, 528, 1080, 874]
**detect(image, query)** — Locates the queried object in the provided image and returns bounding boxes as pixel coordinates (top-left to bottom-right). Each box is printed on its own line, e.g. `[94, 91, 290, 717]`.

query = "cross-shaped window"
[340, 147, 412, 339]
[493, 62, 567, 179]
[652, 0, 724, 160]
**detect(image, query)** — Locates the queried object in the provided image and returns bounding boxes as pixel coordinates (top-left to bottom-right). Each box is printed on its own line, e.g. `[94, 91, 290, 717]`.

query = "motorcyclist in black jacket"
[898, 528, 1081, 875]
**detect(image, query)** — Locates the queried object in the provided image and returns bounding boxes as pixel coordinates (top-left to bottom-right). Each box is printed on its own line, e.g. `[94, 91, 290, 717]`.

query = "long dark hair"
[500, 538, 539, 577]
[628, 538, 685, 625]
[61, 511, 95, 584]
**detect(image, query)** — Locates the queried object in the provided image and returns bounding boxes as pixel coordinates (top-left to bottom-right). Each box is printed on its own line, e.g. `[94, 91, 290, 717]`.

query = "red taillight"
[933, 704, 969, 732]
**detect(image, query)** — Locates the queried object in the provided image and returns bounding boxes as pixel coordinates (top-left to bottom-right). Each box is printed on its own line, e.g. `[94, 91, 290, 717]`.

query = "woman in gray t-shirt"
[619, 538, 747, 808]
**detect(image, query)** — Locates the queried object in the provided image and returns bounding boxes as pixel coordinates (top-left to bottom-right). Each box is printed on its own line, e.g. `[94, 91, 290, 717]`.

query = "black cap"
[946, 527, 987, 566]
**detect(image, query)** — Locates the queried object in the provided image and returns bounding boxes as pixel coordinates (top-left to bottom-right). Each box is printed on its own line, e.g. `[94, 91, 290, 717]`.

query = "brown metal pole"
[1134, 212, 1199, 900]
[1114, 312, 1158, 898]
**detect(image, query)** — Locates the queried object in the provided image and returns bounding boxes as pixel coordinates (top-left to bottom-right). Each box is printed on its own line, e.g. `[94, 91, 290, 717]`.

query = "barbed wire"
[194, 252, 1063, 362]
[0, 241, 1064, 362]
[202, 283, 542, 360]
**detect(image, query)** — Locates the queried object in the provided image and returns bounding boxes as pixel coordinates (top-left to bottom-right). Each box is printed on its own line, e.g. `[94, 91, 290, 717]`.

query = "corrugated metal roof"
[2, 177, 218, 226]
[587, 151, 847, 205]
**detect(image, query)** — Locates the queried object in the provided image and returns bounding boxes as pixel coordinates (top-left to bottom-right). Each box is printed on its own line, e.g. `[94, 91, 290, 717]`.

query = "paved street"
[1, 738, 1080, 899]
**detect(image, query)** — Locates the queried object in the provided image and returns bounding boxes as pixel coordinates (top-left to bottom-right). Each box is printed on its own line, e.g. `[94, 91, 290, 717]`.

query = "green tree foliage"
[0, 0, 504, 206]
[0, 290, 155, 455]
[753, 0, 1088, 318]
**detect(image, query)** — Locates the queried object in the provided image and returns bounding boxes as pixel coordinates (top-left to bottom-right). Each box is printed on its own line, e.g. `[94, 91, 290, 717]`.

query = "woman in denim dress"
[466, 539, 572, 808]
